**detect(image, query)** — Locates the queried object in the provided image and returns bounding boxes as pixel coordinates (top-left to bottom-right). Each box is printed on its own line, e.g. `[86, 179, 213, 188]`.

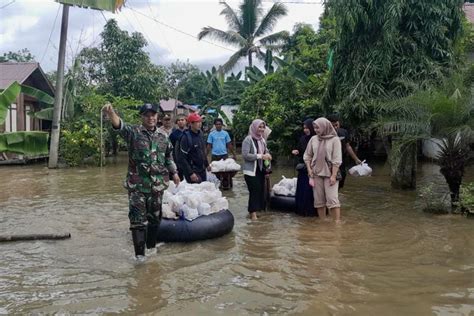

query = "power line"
[147, 0, 174, 56]
[40, 4, 61, 63]
[0, 0, 15, 9]
[126, 6, 236, 53]
[127, 7, 163, 59]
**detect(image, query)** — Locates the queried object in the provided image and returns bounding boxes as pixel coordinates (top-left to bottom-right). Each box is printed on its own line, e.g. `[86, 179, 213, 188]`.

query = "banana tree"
[198, 69, 248, 127]
[0, 81, 53, 156]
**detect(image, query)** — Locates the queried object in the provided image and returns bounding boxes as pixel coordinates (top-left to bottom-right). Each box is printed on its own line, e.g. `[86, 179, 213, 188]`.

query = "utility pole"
[48, 4, 69, 168]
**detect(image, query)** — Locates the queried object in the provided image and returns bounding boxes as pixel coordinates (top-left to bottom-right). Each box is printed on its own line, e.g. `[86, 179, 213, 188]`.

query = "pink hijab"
[313, 117, 337, 174]
[249, 119, 266, 171]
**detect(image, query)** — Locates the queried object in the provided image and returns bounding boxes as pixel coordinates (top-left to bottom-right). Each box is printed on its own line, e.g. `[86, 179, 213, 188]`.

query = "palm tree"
[198, 0, 289, 73]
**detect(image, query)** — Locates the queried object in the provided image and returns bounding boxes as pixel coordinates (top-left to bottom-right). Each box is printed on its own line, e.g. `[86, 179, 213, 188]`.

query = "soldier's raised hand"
[102, 103, 114, 118]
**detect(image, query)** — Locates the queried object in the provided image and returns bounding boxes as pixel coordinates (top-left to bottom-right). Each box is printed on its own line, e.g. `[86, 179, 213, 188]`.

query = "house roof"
[0, 62, 54, 95]
[464, 3, 474, 24]
[159, 98, 183, 112]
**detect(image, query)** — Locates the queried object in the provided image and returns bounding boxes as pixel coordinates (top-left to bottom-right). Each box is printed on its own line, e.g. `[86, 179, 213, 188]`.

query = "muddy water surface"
[0, 157, 473, 315]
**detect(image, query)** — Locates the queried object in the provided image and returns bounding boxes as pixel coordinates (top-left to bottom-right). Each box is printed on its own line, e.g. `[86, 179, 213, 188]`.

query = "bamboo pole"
[0, 233, 71, 242]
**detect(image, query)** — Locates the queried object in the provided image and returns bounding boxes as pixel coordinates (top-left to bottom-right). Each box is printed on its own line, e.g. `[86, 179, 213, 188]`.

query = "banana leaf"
[0, 81, 21, 125]
[20, 85, 55, 105]
[0, 131, 49, 156]
[0, 81, 55, 125]
[29, 108, 54, 121]
[55, 0, 125, 13]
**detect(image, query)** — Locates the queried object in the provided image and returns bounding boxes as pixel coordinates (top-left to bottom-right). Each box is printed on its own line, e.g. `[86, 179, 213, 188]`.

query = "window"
[25, 105, 31, 131]
[5, 103, 17, 132]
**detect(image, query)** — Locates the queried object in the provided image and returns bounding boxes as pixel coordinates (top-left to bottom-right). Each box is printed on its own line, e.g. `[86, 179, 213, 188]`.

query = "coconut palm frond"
[258, 30, 290, 47]
[239, 0, 261, 37]
[254, 2, 288, 37]
[197, 27, 246, 47]
[219, 48, 247, 74]
[220, 2, 242, 32]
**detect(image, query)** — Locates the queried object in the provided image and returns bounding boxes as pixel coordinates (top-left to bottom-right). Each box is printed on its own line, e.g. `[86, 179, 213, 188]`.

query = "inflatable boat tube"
[269, 192, 296, 212]
[157, 209, 234, 242]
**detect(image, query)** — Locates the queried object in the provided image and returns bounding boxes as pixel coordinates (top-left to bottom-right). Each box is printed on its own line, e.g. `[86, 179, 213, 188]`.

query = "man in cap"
[327, 114, 362, 190]
[103, 103, 180, 259]
[175, 112, 210, 183]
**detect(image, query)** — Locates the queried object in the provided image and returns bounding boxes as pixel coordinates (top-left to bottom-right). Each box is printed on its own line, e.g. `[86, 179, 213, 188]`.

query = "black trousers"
[244, 167, 266, 213]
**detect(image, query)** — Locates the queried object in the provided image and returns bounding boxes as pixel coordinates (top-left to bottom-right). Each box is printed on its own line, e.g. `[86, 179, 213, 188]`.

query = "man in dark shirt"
[327, 114, 362, 189]
[169, 114, 187, 148]
[169, 114, 187, 180]
[175, 112, 210, 183]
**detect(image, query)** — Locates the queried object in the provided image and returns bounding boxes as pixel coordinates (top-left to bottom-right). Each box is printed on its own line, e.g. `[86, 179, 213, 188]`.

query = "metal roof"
[0, 62, 54, 95]
[464, 3, 474, 24]
[159, 98, 183, 112]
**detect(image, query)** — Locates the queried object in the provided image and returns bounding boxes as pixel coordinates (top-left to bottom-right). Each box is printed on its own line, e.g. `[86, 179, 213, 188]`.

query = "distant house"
[464, 2, 474, 24]
[0, 62, 54, 133]
[159, 98, 196, 121]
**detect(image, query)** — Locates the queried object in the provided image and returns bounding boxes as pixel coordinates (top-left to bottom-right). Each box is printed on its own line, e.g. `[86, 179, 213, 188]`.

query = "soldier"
[103, 103, 180, 259]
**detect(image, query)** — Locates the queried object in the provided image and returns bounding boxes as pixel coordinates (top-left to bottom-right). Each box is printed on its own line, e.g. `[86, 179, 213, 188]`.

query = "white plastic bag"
[197, 203, 212, 216]
[181, 204, 199, 221]
[206, 171, 221, 188]
[349, 161, 372, 177]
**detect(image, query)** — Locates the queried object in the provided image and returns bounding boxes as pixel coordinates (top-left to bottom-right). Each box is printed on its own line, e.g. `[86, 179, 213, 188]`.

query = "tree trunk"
[390, 139, 417, 190]
[248, 52, 253, 68]
[0, 233, 71, 242]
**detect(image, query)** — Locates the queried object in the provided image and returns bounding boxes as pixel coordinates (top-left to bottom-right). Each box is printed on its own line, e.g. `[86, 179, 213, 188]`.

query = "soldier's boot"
[131, 228, 146, 257]
[146, 224, 159, 249]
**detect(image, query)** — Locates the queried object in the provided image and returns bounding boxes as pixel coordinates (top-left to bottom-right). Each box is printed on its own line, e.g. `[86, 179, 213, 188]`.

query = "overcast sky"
[0, 0, 324, 73]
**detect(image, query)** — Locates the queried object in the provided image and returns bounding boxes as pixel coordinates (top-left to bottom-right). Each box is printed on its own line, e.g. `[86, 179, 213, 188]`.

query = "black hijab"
[297, 118, 316, 161]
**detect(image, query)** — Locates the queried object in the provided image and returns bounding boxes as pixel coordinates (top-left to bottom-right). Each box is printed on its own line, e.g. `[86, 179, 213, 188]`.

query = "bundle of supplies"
[348, 160, 372, 177]
[271, 176, 297, 196]
[210, 158, 241, 173]
[162, 181, 229, 221]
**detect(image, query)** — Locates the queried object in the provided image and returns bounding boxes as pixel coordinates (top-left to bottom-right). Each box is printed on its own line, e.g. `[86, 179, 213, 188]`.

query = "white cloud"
[0, 0, 324, 72]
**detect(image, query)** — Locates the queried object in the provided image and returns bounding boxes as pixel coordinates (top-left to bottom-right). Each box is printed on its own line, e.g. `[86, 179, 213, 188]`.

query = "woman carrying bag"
[304, 118, 342, 222]
[242, 119, 272, 220]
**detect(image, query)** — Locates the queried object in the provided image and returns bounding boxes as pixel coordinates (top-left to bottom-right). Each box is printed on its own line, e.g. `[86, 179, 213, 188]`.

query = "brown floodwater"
[0, 156, 473, 315]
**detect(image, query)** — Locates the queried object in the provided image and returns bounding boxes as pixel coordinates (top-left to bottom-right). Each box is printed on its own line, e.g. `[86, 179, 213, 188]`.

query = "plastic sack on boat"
[349, 161, 372, 177]
[197, 203, 212, 216]
[162, 202, 178, 219]
[181, 204, 199, 221]
[211, 197, 229, 213]
[271, 176, 297, 196]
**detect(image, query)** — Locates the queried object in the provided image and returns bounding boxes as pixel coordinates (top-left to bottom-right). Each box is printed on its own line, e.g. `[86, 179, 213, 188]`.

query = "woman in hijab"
[303, 117, 342, 222]
[242, 119, 272, 220]
[291, 118, 317, 216]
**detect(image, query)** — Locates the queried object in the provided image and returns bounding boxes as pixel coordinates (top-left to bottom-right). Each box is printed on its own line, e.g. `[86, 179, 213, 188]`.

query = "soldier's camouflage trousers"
[128, 190, 163, 229]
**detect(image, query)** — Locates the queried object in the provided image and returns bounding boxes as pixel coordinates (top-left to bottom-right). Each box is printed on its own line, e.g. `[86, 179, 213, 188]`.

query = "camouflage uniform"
[116, 120, 177, 229]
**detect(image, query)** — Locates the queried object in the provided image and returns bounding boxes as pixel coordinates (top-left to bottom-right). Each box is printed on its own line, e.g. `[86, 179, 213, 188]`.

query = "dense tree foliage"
[0, 48, 35, 63]
[79, 19, 166, 103]
[324, 0, 465, 122]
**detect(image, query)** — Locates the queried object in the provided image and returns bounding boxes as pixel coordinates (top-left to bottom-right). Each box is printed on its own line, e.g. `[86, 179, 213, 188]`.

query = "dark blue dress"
[295, 134, 316, 216]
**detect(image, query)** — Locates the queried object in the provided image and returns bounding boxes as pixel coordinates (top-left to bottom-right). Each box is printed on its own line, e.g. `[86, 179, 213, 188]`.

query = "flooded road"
[0, 157, 473, 315]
